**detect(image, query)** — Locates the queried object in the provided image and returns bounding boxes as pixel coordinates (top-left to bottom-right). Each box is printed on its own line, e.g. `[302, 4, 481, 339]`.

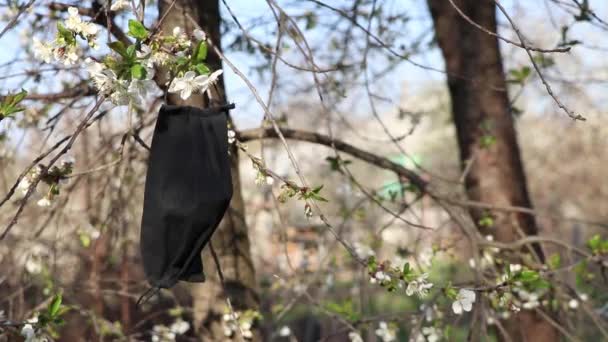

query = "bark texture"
[426, 0, 559, 341]
[157, 1, 260, 340]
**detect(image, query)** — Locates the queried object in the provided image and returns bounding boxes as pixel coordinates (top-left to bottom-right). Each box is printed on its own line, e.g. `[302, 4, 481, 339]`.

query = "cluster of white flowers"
[370, 270, 391, 285]
[517, 289, 540, 310]
[150, 319, 190, 342]
[64, 7, 97, 37]
[168, 69, 223, 100]
[17, 157, 74, 207]
[375, 321, 397, 342]
[452, 289, 476, 315]
[222, 311, 254, 339]
[86, 58, 156, 106]
[405, 273, 433, 297]
[171, 26, 192, 48]
[17, 165, 43, 196]
[33, 7, 98, 65]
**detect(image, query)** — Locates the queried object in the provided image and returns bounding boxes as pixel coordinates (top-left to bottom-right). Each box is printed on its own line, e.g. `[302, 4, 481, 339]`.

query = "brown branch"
[26, 85, 95, 101]
[237, 127, 427, 192]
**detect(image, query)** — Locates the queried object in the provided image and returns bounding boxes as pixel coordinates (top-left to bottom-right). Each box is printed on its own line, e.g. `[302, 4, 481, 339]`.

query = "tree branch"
[238, 127, 427, 191]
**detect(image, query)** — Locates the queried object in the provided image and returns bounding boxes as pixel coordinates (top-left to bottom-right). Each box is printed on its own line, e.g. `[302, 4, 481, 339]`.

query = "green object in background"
[379, 154, 422, 199]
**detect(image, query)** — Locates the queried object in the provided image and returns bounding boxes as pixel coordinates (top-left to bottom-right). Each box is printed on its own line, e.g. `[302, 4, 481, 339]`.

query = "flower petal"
[452, 301, 463, 314]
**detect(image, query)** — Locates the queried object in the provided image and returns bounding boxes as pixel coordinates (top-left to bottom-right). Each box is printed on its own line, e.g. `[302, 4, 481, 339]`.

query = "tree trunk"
[157, 1, 260, 340]
[426, 1, 558, 341]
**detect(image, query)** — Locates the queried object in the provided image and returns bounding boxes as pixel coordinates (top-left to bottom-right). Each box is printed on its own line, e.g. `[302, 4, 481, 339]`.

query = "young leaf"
[9, 89, 27, 105]
[48, 294, 62, 317]
[56, 22, 75, 45]
[194, 63, 210, 75]
[193, 41, 208, 62]
[128, 19, 148, 40]
[130, 64, 147, 80]
[108, 41, 128, 58]
[126, 45, 137, 60]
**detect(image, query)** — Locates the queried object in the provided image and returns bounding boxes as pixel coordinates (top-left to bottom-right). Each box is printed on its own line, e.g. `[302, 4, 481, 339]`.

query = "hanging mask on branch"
[139, 103, 234, 295]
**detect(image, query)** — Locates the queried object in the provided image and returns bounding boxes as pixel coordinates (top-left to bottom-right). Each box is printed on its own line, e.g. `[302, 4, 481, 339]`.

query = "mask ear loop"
[135, 286, 161, 308]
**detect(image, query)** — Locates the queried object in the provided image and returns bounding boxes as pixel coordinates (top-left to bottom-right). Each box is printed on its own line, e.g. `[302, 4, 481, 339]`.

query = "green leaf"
[130, 64, 147, 80]
[49, 294, 62, 317]
[193, 41, 208, 62]
[508, 66, 531, 84]
[0, 89, 28, 119]
[9, 89, 27, 105]
[56, 22, 75, 45]
[108, 41, 128, 58]
[175, 56, 189, 66]
[587, 234, 601, 252]
[127, 19, 148, 40]
[79, 233, 91, 248]
[126, 45, 137, 60]
[194, 63, 210, 75]
[548, 253, 561, 270]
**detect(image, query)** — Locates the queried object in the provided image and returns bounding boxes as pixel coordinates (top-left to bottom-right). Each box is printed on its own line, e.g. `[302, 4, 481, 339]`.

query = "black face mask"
[139, 104, 234, 292]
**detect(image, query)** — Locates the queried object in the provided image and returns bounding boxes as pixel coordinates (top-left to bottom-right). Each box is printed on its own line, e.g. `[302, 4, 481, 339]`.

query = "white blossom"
[168, 70, 223, 99]
[87, 60, 115, 92]
[25, 258, 43, 274]
[227, 129, 236, 144]
[348, 331, 363, 342]
[169, 319, 190, 335]
[37, 197, 51, 207]
[65, 7, 98, 36]
[168, 71, 208, 100]
[518, 289, 540, 310]
[32, 38, 54, 63]
[568, 299, 579, 309]
[375, 321, 396, 342]
[21, 324, 36, 342]
[56, 45, 79, 65]
[406, 273, 433, 298]
[509, 264, 522, 273]
[374, 271, 390, 283]
[278, 326, 291, 337]
[18, 178, 33, 195]
[110, 0, 130, 11]
[452, 289, 476, 315]
[193, 28, 206, 41]
[172, 26, 191, 47]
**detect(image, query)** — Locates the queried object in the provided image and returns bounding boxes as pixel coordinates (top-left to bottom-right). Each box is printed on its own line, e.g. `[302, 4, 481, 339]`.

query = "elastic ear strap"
[135, 286, 161, 307]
